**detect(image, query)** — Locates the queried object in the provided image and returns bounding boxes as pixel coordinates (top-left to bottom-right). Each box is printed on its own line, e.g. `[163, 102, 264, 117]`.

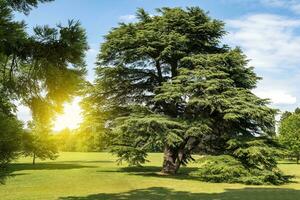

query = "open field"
[1, 152, 300, 200]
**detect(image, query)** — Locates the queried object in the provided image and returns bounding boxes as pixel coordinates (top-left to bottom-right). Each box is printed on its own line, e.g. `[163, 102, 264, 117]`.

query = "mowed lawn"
[1, 152, 300, 200]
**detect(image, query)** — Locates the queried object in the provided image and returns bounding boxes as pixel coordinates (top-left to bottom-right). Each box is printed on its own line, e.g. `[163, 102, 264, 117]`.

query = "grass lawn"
[1, 152, 300, 200]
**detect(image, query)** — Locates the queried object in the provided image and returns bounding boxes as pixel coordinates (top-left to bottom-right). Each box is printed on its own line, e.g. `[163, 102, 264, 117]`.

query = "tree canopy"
[1, 0, 88, 118]
[0, 0, 88, 169]
[279, 112, 300, 163]
[85, 7, 276, 174]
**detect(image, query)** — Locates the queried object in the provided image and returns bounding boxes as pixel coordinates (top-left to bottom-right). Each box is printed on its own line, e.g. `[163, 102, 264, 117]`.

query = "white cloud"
[261, 0, 300, 14]
[119, 14, 137, 23]
[225, 13, 300, 110]
[254, 89, 297, 105]
[226, 14, 300, 70]
[261, 0, 286, 7]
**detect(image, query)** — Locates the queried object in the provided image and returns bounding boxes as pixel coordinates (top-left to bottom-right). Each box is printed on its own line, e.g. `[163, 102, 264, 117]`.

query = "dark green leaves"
[6, 0, 53, 14]
[279, 112, 300, 163]
[0, 110, 23, 168]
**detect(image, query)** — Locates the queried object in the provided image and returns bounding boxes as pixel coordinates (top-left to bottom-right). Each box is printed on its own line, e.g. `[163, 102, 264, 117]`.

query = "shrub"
[191, 155, 290, 185]
[191, 155, 249, 183]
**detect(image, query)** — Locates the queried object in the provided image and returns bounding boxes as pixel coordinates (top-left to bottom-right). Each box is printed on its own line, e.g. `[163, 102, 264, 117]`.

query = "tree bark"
[161, 145, 181, 175]
[171, 62, 178, 78]
[155, 60, 163, 84]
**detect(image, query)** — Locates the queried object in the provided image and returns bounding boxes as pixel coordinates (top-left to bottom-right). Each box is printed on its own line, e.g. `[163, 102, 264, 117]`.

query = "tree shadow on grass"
[62, 160, 114, 164]
[0, 171, 28, 184]
[98, 165, 197, 173]
[9, 162, 96, 171]
[0, 166, 29, 185]
[97, 166, 162, 173]
[0, 162, 96, 185]
[0, 169, 12, 185]
[278, 162, 299, 165]
[58, 187, 300, 200]
[97, 166, 201, 181]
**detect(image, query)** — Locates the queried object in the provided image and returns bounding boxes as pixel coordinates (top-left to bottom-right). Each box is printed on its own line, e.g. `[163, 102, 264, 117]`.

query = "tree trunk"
[155, 60, 163, 84]
[297, 153, 300, 164]
[161, 145, 181, 175]
[171, 62, 178, 78]
[32, 153, 36, 165]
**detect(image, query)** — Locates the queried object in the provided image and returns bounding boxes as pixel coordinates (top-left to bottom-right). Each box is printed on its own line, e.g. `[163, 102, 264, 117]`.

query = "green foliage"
[20, 97, 58, 164]
[191, 155, 248, 182]
[53, 128, 106, 152]
[227, 137, 282, 170]
[109, 114, 186, 165]
[0, 110, 24, 168]
[22, 99, 58, 164]
[54, 129, 78, 152]
[1, 0, 88, 124]
[192, 138, 289, 185]
[192, 155, 289, 185]
[0, 0, 88, 169]
[280, 111, 292, 122]
[279, 113, 300, 163]
[22, 125, 58, 164]
[0, 59, 23, 173]
[5, 0, 54, 14]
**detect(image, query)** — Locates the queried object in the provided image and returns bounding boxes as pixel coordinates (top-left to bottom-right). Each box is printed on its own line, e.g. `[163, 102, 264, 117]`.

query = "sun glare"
[53, 97, 83, 131]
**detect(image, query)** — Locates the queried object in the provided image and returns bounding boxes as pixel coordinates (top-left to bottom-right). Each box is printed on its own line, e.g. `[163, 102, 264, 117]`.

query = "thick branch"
[171, 61, 178, 78]
[155, 59, 163, 84]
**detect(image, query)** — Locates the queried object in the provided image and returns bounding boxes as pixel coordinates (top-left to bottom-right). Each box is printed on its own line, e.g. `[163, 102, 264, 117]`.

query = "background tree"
[1, 0, 88, 116]
[0, 98, 24, 168]
[22, 128, 58, 165]
[280, 111, 292, 122]
[0, 91, 24, 183]
[87, 7, 276, 174]
[54, 128, 78, 152]
[0, 0, 88, 167]
[279, 107, 300, 122]
[53, 127, 106, 152]
[22, 98, 58, 164]
[78, 91, 109, 152]
[279, 112, 300, 164]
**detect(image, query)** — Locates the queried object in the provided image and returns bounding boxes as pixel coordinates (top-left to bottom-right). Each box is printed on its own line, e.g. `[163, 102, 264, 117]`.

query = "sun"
[53, 97, 83, 131]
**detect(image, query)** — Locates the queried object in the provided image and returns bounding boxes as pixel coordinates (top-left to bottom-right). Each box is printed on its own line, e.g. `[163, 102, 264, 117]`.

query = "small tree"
[279, 113, 300, 164]
[22, 99, 58, 165]
[54, 128, 77, 152]
[23, 124, 58, 165]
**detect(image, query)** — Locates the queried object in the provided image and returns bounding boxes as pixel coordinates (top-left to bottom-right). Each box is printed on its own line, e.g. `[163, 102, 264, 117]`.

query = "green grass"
[1, 152, 300, 200]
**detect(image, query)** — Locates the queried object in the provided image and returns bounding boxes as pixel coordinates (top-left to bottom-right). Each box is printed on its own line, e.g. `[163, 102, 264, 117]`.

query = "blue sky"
[15, 0, 300, 123]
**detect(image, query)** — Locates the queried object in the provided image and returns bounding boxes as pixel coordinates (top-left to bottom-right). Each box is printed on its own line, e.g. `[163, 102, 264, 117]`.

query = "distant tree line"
[278, 108, 300, 164]
[53, 128, 105, 152]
